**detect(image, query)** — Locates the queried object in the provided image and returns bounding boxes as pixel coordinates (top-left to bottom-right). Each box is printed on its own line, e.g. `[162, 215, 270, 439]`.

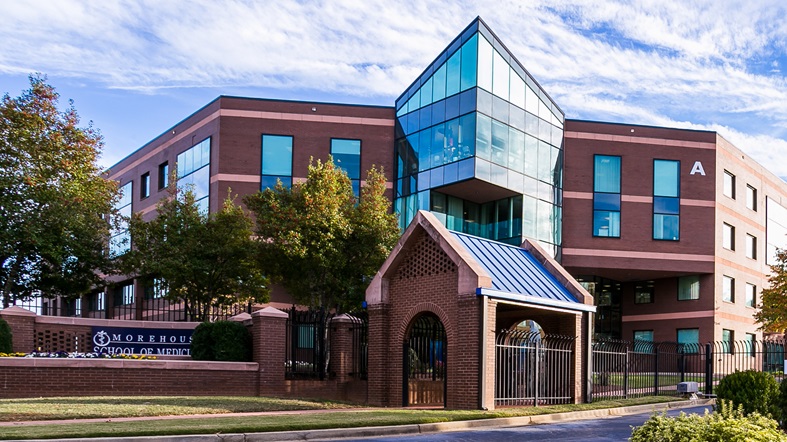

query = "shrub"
[630, 400, 787, 442]
[715, 370, 780, 419]
[190, 320, 252, 362]
[0, 318, 11, 353]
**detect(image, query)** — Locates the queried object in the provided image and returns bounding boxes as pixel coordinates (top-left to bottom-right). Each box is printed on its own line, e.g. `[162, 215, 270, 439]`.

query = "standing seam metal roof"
[450, 231, 578, 305]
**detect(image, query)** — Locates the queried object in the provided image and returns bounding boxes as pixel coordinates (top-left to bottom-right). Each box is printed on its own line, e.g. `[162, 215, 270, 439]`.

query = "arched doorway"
[403, 313, 446, 407]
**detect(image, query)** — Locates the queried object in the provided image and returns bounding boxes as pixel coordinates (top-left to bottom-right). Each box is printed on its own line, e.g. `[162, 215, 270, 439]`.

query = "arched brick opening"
[402, 312, 447, 407]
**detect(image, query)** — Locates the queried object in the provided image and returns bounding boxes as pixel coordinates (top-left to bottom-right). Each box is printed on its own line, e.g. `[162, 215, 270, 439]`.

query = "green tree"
[756, 248, 787, 332]
[0, 75, 118, 306]
[123, 186, 268, 321]
[245, 158, 399, 312]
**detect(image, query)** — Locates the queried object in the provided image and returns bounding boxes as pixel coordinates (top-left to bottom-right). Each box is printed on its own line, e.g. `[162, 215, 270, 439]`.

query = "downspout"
[479, 294, 488, 410]
[586, 311, 594, 403]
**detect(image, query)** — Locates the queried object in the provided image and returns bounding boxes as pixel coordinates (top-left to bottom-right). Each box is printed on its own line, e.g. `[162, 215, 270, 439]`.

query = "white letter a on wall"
[690, 161, 706, 176]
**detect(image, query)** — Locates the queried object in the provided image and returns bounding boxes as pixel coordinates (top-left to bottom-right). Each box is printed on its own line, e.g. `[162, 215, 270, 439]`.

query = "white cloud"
[1, 0, 787, 175]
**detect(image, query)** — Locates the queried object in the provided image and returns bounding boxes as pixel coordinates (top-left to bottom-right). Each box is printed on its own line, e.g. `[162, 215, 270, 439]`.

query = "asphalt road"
[327, 405, 712, 442]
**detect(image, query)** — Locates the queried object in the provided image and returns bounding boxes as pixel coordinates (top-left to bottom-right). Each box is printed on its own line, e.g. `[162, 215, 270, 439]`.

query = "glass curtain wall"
[394, 19, 564, 255]
[109, 182, 133, 256]
[177, 137, 211, 213]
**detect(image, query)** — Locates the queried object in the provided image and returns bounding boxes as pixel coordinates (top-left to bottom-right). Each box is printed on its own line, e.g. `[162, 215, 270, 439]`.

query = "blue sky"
[2, 0, 787, 177]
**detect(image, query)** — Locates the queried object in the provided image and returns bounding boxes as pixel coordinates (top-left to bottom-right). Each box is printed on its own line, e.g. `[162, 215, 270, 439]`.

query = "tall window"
[746, 234, 757, 259]
[634, 282, 654, 304]
[114, 282, 134, 306]
[677, 328, 700, 353]
[140, 173, 150, 199]
[158, 162, 169, 190]
[144, 278, 167, 300]
[177, 138, 211, 213]
[261, 135, 293, 189]
[678, 275, 700, 300]
[723, 170, 736, 199]
[723, 275, 735, 303]
[653, 160, 680, 240]
[746, 185, 757, 211]
[88, 291, 105, 311]
[745, 283, 756, 308]
[109, 182, 132, 256]
[745, 333, 756, 357]
[723, 223, 735, 250]
[722, 329, 734, 354]
[331, 139, 361, 196]
[593, 155, 621, 237]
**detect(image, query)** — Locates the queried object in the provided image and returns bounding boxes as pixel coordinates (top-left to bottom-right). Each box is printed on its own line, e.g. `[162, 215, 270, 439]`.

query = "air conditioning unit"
[677, 381, 698, 394]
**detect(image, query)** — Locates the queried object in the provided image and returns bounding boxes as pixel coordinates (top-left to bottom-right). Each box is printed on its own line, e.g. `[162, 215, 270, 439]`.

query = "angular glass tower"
[394, 17, 565, 257]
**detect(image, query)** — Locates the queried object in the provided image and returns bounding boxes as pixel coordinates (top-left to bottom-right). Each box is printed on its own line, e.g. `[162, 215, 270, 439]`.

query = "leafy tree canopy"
[122, 186, 268, 321]
[0, 75, 118, 306]
[756, 248, 787, 332]
[245, 158, 399, 312]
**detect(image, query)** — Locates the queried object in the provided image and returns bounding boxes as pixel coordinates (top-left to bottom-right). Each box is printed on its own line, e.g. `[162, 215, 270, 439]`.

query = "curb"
[17, 399, 714, 442]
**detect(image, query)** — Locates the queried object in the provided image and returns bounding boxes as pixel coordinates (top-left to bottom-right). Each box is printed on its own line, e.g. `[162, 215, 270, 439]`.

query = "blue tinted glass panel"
[594, 193, 621, 211]
[261, 135, 292, 176]
[677, 329, 699, 346]
[476, 113, 491, 160]
[594, 155, 621, 193]
[445, 118, 460, 161]
[432, 64, 446, 102]
[654, 214, 680, 240]
[431, 123, 446, 168]
[654, 196, 679, 214]
[458, 113, 475, 159]
[457, 158, 474, 180]
[594, 210, 620, 237]
[491, 120, 508, 168]
[460, 34, 478, 91]
[331, 139, 361, 180]
[443, 161, 458, 184]
[446, 51, 461, 96]
[509, 126, 524, 172]
[458, 88, 476, 115]
[654, 159, 679, 197]
[261, 175, 291, 189]
[477, 35, 493, 92]
[431, 99, 446, 123]
[420, 77, 433, 108]
[418, 130, 431, 172]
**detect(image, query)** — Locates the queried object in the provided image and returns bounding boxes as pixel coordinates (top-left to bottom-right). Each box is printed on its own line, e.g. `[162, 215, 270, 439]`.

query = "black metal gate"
[403, 314, 446, 407]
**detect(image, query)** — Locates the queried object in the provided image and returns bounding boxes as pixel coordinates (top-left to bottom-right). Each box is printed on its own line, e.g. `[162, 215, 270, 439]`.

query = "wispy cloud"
[1, 0, 786, 175]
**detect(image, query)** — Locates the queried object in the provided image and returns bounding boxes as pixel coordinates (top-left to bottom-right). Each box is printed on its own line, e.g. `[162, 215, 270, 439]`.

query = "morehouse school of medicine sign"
[91, 326, 193, 356]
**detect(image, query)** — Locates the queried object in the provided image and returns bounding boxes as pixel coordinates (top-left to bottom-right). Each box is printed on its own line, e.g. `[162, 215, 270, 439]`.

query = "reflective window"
[158, 162, 169, 190]
[724, 170, 736, 199]
[654, 160, 679, 197]
[653, 160, 680, 241]
[177, 138, 211, 212]
[723, 223, 735, 250]
[261, 135, 293, 190]
[746, 233, 757, 259]
[634, 330, 654, 342]
[492, 49, 509, 100]
[722, 329, 734, 354]
[110, 181, 132, 257]
[477, 35, 493, 92]
[460, 34, 478, 91]
[634, 281, 655, 304]
[723, 275, 735, 303]
[177, 138, 210, 179]
[593, 155, 621, 237]
[332, 139, 361, 196]
[745, 283, 756, 308]
[746, 185, 757, 211]
[677, 328, 699, 353]
[446, 50, 461, 97]
[114, 282, 134, 306]
[678, 275, 700, 300]
[432, 64, 446, 102]
[140, 173, 150, 199]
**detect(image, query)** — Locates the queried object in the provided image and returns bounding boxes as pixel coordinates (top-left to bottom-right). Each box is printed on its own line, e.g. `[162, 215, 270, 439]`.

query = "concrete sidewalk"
[10, 399, 713, 442]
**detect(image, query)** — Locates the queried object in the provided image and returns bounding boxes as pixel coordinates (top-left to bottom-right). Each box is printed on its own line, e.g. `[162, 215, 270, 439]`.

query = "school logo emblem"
[93, 330, 111, 347]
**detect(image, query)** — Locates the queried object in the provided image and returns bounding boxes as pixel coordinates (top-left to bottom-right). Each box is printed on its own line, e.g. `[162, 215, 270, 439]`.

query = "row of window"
[633, 275, 756, 307]
[723, 170, 758, 212]
[722, 223, 758, 259]
[633, 329, 756, 355]
[261, 136, 362, 195]
[593, 156, 680, 240]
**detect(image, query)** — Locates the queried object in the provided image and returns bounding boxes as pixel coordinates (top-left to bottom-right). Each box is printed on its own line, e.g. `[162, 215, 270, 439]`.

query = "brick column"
[251, 307, 288, 396]
[481, 298, 497, 410]
[366, 303, 390, 406]
[329, 314, 355, 383]
[0, 306, 37, 353]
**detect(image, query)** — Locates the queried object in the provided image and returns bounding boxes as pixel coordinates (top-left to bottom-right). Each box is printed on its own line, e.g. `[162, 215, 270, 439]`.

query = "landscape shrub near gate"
[715, 370, 780, 420]
[190, 320, 251, 362]
[0, 318, 11, 353]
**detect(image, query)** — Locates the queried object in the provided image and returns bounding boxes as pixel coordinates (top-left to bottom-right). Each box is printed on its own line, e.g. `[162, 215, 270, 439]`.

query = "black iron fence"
[591, 338, 787, 401]
[347, 311, 368, 380]
[495, 329, 576, 406]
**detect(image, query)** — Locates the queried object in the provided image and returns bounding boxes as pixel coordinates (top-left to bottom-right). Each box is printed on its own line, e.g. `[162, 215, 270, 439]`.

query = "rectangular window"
[634, 282, 654, 304]
[677, 328, 700, 353]
[653, 160, 680, 240]
[746, 234, 757, 259]
[745, 283, 756, 308]
[114, 282, 134, 306]
[158, 162, 169, 190]
[678, 275, 700, 300]
[634, 330, 654, 342]
[723, 170, 736, 199]
[593, 155, 621, 237]
[140, 173, 150, 199]
[331, 139, 361, 196]
[723, 223, 735, 250]
[722, 329, 734, 354]
[746, 185, 757, 211]
[109, 181, 132, 257]
[88, 291, 105, 311]
[144, 278, 167, 300]
[723, 275, 735, 303]
[177, 138, 211, 213]
[261, 134, 293, 189]
[745, 333, 756, 357]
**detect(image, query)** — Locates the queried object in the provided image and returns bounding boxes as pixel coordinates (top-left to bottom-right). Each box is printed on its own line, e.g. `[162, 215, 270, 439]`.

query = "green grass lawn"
[0, 396, 683, 440]
[593, 373, 705, 387]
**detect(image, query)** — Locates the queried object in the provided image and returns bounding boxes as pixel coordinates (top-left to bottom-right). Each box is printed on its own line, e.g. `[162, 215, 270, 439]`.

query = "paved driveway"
[328, 405, 711, 442]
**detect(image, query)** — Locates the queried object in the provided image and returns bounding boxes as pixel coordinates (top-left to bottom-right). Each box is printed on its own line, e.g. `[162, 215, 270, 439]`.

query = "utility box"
[677, 381, 698, 394]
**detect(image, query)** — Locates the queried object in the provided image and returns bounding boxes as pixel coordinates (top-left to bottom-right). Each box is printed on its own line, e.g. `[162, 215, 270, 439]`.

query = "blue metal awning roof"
[451, 232, 594, 313]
